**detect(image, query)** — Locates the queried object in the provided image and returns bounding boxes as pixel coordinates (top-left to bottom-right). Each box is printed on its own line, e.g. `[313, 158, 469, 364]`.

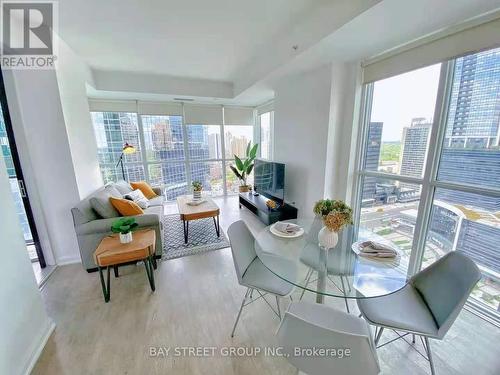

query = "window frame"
[353, 58, 500, 321]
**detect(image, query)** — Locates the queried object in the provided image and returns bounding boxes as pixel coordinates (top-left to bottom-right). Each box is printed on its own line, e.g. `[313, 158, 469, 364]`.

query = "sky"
[370, 63, 441, 142]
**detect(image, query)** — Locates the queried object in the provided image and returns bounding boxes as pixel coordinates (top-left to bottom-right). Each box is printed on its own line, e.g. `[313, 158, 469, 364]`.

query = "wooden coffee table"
[93, 229, 156, 302]
[176, 195, 220, 243]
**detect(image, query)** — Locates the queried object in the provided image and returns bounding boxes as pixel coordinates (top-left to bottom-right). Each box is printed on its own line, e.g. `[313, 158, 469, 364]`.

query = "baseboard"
[22, 319, 56, 375]
[56, 256, 81, 266]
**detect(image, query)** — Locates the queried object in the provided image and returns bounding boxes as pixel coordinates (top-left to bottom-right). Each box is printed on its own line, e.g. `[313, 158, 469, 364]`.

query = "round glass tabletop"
[254, 218, 409, 301]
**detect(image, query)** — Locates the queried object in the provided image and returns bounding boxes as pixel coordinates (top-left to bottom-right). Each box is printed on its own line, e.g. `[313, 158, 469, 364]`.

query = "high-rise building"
[437, 48, 500, 210]
[445, 48, 500, 148]
[399, 118, 431, 191]
[0, 109, 15, 178]
[362, 122, 383, 201]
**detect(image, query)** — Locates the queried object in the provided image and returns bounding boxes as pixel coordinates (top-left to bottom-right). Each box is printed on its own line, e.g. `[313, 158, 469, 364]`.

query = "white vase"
[120, 232, 133, 244]
[318, 226, 338, 250]
[193, 190, 202, 200]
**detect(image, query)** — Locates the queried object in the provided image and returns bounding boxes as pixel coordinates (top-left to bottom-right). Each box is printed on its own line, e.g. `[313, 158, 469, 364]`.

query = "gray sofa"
[71, 180, 164, 271]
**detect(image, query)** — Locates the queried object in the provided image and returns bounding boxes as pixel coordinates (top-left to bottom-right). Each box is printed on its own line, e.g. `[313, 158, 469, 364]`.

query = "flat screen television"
[253, 159, 285, 204]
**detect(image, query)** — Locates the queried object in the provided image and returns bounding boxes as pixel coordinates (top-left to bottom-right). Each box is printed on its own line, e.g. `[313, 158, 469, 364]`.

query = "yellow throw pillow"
[109, 197, 144, 216]
[130, 181, 158, 199]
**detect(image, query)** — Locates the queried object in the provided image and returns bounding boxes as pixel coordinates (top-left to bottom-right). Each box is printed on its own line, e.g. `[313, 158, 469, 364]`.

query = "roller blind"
[184, 104, 223, 124]
[137, 101, 182, 116]
[363, 15, 500, 83]
[224, 106, 254, 125]
[88, 99, 136, 113]
[256, 101, 274, 116]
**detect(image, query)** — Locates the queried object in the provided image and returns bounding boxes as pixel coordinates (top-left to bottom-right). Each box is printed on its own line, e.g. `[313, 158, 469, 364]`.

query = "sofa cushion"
[143, 205, 163, 217]
[148, 195, 164, 207]
[106, 185, 123, 198]
[90, 189, 120, 219]
[114, 180, 133, 195]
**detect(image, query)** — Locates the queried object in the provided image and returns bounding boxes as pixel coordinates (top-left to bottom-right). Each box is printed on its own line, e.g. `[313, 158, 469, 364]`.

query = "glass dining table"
[254, 218, 409, 309]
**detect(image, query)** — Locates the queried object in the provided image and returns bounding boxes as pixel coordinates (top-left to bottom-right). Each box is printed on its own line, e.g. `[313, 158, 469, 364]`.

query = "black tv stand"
[238, 193, 298, 225]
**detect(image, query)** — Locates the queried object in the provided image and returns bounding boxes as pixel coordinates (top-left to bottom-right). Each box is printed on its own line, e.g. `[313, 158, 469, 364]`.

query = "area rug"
[162, 214, 230, 260]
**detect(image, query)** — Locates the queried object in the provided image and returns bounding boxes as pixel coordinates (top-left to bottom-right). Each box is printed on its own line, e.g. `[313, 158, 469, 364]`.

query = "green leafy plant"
[229, 142, 258, 186]
[111, 217, 139, 235]
[313, 199, 353, 232]
[192, 181, 203, 191]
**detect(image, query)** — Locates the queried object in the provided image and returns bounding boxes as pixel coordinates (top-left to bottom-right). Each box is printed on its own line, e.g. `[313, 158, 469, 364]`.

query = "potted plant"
[229, 142, 258, 193]
[313, 199, 353, 249]
[111, 217, 139, 244]
[192, 181, 203, 200]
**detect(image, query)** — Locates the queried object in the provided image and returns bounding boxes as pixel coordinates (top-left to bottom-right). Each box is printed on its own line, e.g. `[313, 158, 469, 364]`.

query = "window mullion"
[181, 103, 192, 191]
[221, 106, 227, 196]
[136, 112, 150, 183]
[351, 84, 373, 238]
[408, 61, 454, 275]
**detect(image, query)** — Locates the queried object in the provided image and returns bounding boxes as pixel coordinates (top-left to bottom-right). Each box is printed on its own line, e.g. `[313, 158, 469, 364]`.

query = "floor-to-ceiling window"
[224, 124, 254, 194]
[258, 111, 274, 160]
[186, 124, 224, 196]
[91, 104, 256, 199]
[355, 47, 500, 321]
[91, 112, 145, 182]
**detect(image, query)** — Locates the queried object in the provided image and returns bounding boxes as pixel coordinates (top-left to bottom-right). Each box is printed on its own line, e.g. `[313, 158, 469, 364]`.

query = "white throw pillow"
[125, 189, 150, 209]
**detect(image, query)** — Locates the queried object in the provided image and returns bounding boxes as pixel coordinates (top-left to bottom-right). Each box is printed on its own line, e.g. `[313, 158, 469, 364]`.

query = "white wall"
[0, 151, 54, 375]
[273, 64, 333, 216]
[4, 69, 82, 264]
[56, 38, 103, 198]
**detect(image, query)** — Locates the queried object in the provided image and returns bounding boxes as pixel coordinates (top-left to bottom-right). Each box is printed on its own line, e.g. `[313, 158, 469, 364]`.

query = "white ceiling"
[62, 0, 500, 106]
[60, 0, 326, 81]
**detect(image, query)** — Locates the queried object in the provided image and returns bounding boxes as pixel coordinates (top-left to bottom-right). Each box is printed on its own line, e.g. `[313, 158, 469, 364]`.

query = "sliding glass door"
[0, 70, 45, 267]
[355, 47, 500, 321]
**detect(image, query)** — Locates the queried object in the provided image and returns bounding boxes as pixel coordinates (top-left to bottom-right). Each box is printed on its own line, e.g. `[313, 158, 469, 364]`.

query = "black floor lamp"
[116, 143, 136, 180]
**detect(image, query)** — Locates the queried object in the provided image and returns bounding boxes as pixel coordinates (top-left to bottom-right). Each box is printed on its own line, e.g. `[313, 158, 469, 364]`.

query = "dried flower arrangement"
[313, 199, 353, 232]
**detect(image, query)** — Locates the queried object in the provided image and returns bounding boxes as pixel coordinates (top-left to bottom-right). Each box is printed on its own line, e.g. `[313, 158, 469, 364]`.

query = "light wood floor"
[33, 196, 500, 375]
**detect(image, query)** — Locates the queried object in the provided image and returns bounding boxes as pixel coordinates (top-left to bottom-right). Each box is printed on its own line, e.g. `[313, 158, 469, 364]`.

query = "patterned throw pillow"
[125, 189, 150, 209]
[130, 181, 158, 199]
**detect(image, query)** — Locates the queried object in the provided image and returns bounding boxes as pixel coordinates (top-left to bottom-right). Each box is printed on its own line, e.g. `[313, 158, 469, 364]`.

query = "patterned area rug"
[162, 214, 230, 260]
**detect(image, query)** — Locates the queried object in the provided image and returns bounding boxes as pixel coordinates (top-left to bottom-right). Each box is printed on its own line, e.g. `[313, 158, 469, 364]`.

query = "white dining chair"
[276, 301, 380, 375]
[357, 251, 481, 375]
[228, 220, 297, 337]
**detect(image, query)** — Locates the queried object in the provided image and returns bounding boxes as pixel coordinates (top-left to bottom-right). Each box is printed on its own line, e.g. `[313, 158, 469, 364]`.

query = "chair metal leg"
[375, 327, 384, 345]
[275, 296, 281, 319]
[114, 265, 119, 278]
[424, 337, 436, 375]
[340, 276, 350, 313]
[412, 334, 416, 344]
[231, 288, 250, 337]
[299, 268, 313, 301]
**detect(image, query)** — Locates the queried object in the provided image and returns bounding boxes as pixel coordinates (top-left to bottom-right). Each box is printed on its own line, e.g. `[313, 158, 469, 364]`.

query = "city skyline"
[92, 113, 254, 199]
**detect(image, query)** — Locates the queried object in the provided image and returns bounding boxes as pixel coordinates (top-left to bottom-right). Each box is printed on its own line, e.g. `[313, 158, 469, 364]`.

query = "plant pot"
[119, 232, 133, 244]
[193, 190, 202, 200]
[318, 226, 338, 250]
[239, 185, 250, 193]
